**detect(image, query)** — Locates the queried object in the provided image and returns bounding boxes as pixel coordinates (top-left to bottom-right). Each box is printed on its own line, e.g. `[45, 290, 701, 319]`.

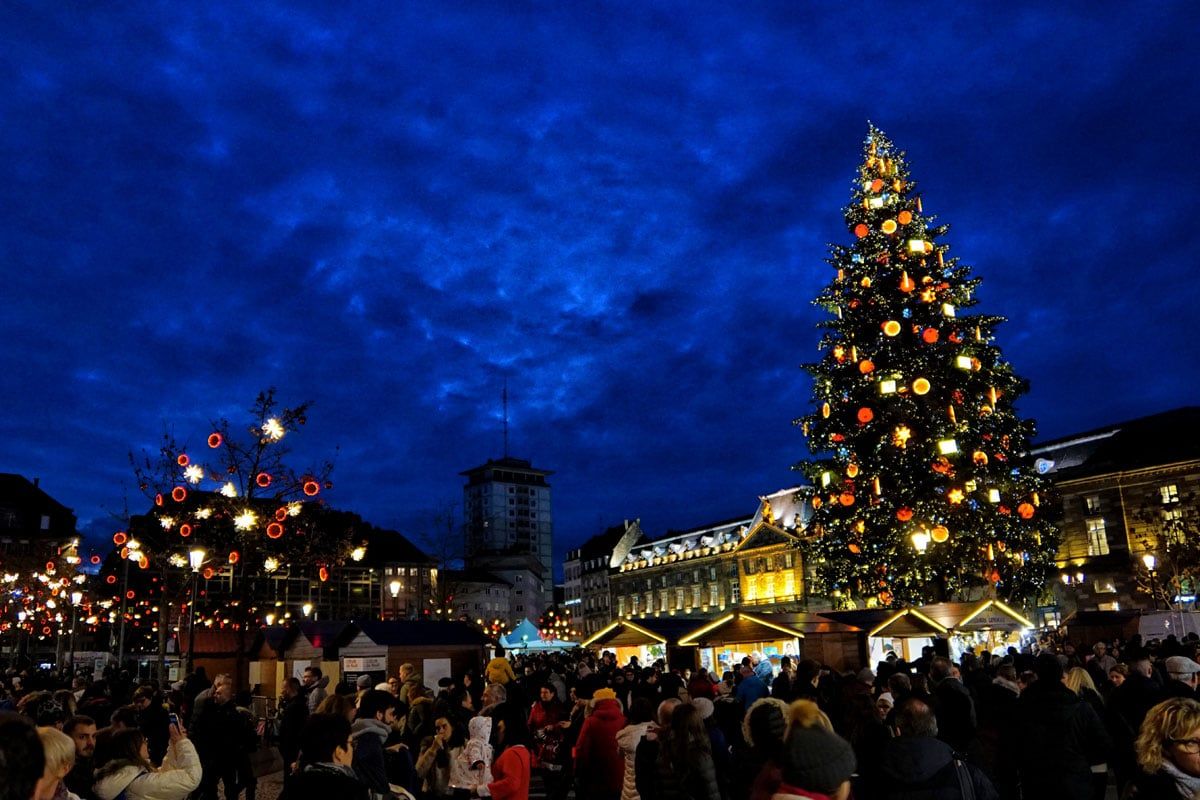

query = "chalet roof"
[356, 620, 490, 647]
[1031, 407, 1200, 479]
[582, 617, 706, 649]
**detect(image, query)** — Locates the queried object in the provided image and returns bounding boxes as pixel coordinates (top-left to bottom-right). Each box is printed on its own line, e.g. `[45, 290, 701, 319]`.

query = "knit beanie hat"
[745, 699, 787, 747]
[780, 725, 856, 794]
[691, 697, 714, 720]
[593, 687, 617, 701]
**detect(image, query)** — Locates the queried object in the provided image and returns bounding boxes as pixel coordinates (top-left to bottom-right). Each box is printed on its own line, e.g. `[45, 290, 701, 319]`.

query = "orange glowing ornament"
[899, 271, 915, 293]
[113, 531, 128, 545]
[882, 320, 901, 337]
[1017, 503, 1035, 520]
[177, 454, 189, 466]
[881, 219, 897, 235]
[208, 432, 222, 448]
[839, 492, 855, 506]
[848, 543, 862, 554]
[171, 487, 187, 502]
[854, 223, 869, 238]
[256, 472, 272, 488]
[922, 328, 939, 344]
[931, 525, 950, 543]
[912, 378, 931, 395]
[898, 210, 913, 224]
[266, 523, 284, 539]
[846, 463, 860, 478]
[303, 480, 320, 496]
[896, 507, 913, 522]
[859, 359, 875, 374]
[180, 524, 192, 537]
[857, 407, 874, 424]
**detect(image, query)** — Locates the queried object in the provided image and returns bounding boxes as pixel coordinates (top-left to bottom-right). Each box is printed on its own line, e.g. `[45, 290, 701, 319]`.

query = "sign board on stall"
[343, 657, 388, 672]
[423, 658, 452, 689]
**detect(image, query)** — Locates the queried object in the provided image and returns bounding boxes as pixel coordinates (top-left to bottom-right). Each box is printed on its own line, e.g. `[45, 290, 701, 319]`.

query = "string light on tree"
[796, 125, 1058, 607]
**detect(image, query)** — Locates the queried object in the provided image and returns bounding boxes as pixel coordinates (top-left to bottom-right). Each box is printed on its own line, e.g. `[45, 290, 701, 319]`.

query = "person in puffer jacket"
[573, 691, 627, 800]
[352, 690, 399, 799]
[93, 725, 202, 800]
[615, 698, 656, 800]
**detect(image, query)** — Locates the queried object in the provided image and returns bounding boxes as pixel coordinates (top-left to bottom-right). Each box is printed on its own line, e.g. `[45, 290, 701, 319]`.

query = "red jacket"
[573, 698, 627, 794]
[488, 745, 531, 800]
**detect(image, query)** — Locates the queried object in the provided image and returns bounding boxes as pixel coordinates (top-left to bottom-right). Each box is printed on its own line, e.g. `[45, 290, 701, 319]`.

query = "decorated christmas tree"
[798, 126, 1057, 607]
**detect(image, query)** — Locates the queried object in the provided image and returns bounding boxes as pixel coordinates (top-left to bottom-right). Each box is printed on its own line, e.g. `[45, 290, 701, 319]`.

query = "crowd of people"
[6, 631, 1200, 800]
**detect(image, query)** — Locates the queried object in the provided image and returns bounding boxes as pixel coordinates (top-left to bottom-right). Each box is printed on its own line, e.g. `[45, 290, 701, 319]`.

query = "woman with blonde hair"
[35, 727, 77, 800]
[1133, 697, 1200, 797]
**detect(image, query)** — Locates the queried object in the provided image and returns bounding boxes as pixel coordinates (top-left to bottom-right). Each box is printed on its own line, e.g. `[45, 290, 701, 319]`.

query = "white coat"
[93, 739, 203, 800]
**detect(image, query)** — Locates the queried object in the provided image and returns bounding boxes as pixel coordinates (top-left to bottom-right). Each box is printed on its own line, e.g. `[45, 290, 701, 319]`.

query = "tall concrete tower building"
[461, 457, 554, 579]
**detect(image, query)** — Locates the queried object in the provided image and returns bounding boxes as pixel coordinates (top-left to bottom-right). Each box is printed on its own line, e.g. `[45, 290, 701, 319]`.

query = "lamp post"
[1143, 553, 1159, 610]
[68, 590, 83, 672]
[187, 548, 206, 673]
[117, 540, 142, 668]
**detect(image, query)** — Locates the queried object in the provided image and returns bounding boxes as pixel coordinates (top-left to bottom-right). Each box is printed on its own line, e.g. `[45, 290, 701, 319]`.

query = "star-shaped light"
[261, 418, 286, 441]
[286, 502, 302, 517]
[892, 426, 912, 448]
[195, 508, 213, 519]
[263, 557, 280, 572]
[183, 464, 204, 484]
[233, 510, 257, 531]
[947, 488, 965, 504]
[220, 482, 238, 498]
[159, 516, 175, 529]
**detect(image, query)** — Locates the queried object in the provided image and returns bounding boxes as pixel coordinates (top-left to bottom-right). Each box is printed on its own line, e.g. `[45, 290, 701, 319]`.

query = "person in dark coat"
[1162, 656, 1200, 700]
[280, 713, 369, 800]
[928, 657, 976, 755]
[278, 677, 309, 776]
[1013, 653, 1112, 800]
[191, 681, 242, 800]
[874, 698, 998, 800]
[1106, 656, 1164, 795]
[650, 703, 720, 800]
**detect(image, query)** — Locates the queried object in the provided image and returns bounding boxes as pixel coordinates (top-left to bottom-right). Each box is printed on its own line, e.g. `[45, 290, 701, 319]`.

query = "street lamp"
[388, 580, 402, 620]
[187, 548, 206, 673]
[1143, 553, 1159, 610]
[117, 540, 142, 668]
[68, 590, 83, 671]
[302, 602, 313, 617]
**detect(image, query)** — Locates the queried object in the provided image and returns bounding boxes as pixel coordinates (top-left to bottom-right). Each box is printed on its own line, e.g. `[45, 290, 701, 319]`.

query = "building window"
[1086, 518, 1108, 556]
[1085, 495, 1101, 514]
[692, 586, 701, 607]
[730, 581, 741, 604]
[1162, 485, 1181, 504]
[744, 559, 756, 575]
[676, 588, 685, 608]
[709, 566, 718, 580]
[1164, 507, 1186, 544]
[659, 589, 669, 610]
[709, 584, 719, 606]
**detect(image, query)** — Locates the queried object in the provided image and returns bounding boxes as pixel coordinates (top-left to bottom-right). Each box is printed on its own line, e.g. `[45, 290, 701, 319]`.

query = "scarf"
[1162, 760, 1200, 799]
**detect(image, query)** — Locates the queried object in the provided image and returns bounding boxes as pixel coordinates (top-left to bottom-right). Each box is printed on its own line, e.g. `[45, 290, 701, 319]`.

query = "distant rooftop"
[1031, 406, 1200, 479]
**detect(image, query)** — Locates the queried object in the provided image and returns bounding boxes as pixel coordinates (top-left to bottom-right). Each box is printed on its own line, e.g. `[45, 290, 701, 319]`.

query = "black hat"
[780, 725, 856, 794]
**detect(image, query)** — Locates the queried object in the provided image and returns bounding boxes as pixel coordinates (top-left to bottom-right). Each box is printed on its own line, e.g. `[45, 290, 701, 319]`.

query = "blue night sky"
[2, 3, 1197, 572]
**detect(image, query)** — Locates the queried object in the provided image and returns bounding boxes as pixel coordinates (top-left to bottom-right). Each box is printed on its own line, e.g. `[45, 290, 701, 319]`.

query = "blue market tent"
[499, 618, 577, 651]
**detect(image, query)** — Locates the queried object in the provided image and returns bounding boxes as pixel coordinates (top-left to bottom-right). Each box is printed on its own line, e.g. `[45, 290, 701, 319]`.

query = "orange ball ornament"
[912, 378, 931, 395]
[922, 328, 939, 344]
[881, 219, 898, 235]
[208, 432, 223, 448]
[839, 492, 855, 507]
[846, 463, 860, 478]
[882, 320, 901, 337]
[878, 590, 894, 604]
[854, 223, 869, 238]
[859, 359, 875, 374]
[898, 210, 913, 224]
[870, 179, 883, 192]
[1017, 502, 1035, 520]
[931, 525, 949, 543]
[896, 507, 914, 522]
[857, 407, 875, 424]
[177, 454, 189, 466]
[848, 543, 862, 554]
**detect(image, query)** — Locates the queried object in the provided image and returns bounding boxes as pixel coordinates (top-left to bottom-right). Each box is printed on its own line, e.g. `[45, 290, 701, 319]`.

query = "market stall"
[923, 599, 1034, 657]
[356, 620, 489, 684]
[581, 617, 700, 670]
[822, 607, 950, 665]
[675, 612, 849, 674]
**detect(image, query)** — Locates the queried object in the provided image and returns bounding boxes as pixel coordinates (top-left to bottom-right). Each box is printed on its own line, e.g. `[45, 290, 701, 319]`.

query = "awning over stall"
[581, 617, 702, 649]
[678, 612, 809, 647]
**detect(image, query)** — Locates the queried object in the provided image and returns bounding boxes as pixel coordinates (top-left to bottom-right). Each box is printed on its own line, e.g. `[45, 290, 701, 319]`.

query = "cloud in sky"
[1, 2, 1197, 570]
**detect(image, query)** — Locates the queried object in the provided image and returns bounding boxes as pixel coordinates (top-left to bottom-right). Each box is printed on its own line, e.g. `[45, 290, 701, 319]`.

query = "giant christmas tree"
[798, 126, 1057, 607]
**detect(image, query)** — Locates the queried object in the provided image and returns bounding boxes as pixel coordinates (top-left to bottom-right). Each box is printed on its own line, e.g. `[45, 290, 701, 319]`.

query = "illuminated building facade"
[607, 488, 812, 622]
